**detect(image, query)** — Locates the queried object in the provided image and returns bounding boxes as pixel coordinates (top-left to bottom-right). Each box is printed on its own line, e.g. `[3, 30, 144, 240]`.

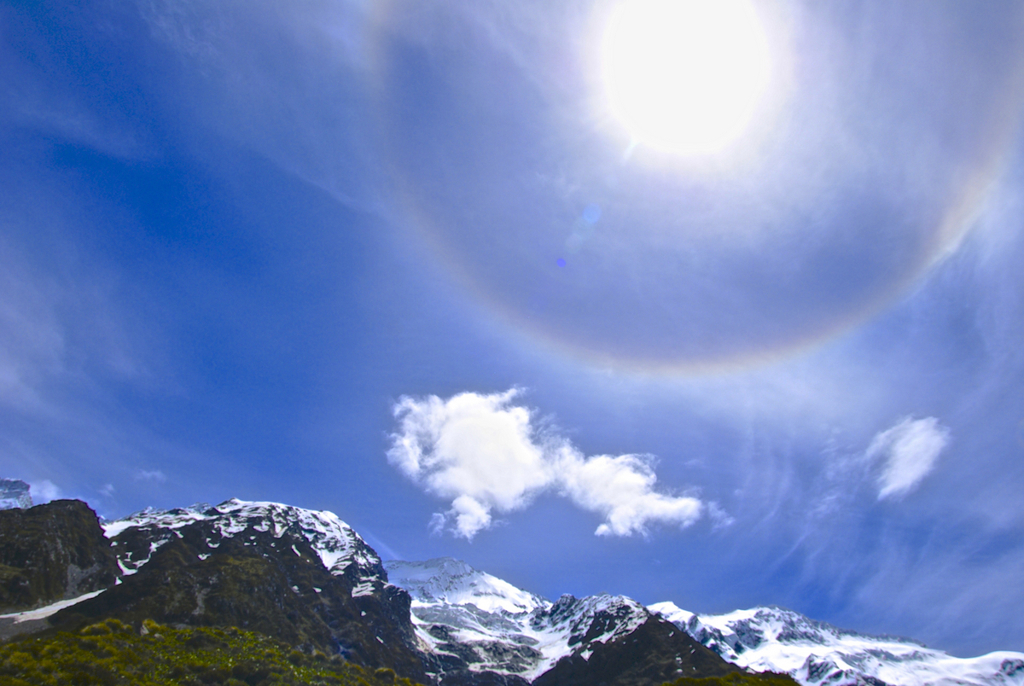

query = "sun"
[600, 0, 773, 157]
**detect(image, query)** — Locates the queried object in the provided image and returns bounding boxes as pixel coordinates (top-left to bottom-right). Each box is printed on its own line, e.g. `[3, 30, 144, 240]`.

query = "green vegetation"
[0, 618, 421, 686]
[664, 671, 799, 686]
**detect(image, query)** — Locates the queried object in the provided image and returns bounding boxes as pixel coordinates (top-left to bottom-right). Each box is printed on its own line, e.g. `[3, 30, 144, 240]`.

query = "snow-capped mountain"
[0, 479, 31, 510]
[387, 558, 548, 615]
[103, 498, 385, 592]
[387, 557, 644, 682]
[95, 501, 734, 685]
[88, 498, 431, 681]
[387, 555, 1024, 686]
[384, 557, 735, 685]
[9, 495, 1022, 686]
[651, 602, 1024, 686]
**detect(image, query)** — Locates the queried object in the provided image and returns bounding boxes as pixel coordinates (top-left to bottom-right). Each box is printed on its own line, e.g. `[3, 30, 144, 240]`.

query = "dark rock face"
[1001, 659, 1024, 678]
[50, 502, 430, 684]
[0, 499, 119, 612]
[533, 617, 741, 686]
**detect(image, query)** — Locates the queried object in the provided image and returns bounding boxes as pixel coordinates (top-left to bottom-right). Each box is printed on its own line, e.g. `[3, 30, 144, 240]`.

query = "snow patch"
[352, 582, 376, 598]
[0, 590, 106, 623]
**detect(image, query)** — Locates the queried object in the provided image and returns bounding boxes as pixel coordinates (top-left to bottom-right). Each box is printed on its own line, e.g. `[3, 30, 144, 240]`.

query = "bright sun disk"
[601, 0, 772, 157]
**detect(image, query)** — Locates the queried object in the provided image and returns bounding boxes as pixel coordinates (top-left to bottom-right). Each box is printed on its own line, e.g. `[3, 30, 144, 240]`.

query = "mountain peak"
[102, 498, 381, 580]
[385, 557, 548, 614]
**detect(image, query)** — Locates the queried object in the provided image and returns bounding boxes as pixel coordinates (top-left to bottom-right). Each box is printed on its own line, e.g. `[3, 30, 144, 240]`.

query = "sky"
[2, 0, 1024, 659]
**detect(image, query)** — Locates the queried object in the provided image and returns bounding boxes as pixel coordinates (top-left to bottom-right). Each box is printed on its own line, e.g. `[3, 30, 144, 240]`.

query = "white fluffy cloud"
[388, 389, 703, 538]
[867, 417, 950, 499]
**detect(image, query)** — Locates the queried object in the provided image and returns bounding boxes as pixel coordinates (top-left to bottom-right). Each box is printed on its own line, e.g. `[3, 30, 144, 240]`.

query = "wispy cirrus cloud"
[867, 417, 950, 500]
[0, 245, 66, 413]
[134, 469, 168, 483]
[387, 389, 703, 539]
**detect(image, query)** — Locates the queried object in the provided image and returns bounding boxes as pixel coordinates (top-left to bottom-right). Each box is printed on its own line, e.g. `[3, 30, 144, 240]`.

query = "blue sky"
[3, 0, 1024, 658]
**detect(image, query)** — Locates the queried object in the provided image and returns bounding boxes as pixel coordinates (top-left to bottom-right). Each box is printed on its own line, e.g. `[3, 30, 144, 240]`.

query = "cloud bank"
[867, 417, 950, 499]
[387, 389, 703, 538]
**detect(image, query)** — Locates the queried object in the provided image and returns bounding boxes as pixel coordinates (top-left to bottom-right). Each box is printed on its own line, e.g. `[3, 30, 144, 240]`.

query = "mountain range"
[1, 496, 1021, 686]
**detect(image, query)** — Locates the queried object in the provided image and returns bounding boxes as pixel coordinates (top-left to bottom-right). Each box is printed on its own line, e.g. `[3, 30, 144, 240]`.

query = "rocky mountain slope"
[651, 603, 1024, 686]
[92, 499, 429, 680]
[2, 499, 428, 680]
[0, 499, 118, 614]
[385, 558, 1024, 686]
[385, 557, 741, 686]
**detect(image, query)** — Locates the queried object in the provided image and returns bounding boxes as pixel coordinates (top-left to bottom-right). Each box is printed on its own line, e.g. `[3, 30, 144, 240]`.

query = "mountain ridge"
[3, 496, 1021, 686]
[385, 555, 734, 685]
[0, 498, 753, 685]
[649, 602, 1024, 686]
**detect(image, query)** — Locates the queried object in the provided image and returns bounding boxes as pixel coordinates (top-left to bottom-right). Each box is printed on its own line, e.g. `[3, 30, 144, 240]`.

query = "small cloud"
[867, 417, 950, 500]
[29, 479, 63, 503]
[706, 501, 736, 530]
[387, 389, 703, 539]
[554, 447, 701, 537]
[134, 469, 167, 483]
[99, 483, 115, 498]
